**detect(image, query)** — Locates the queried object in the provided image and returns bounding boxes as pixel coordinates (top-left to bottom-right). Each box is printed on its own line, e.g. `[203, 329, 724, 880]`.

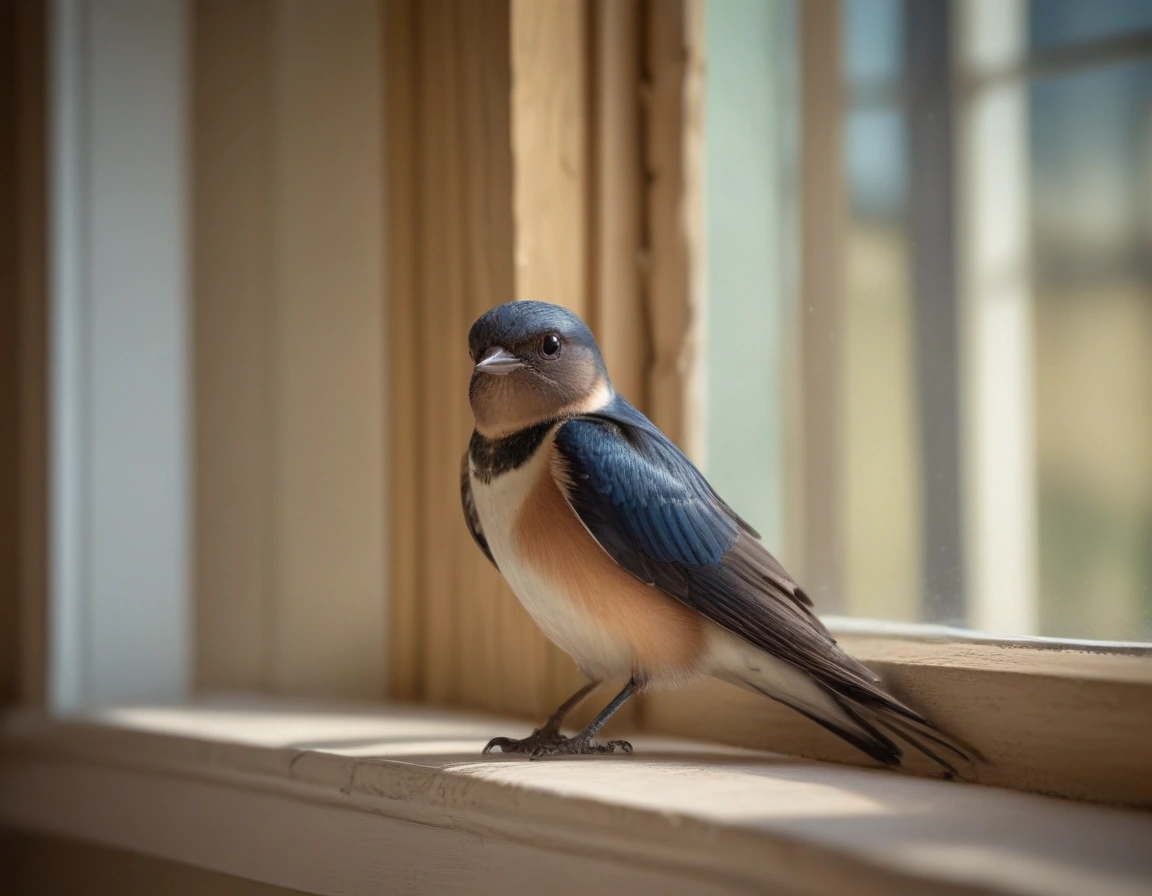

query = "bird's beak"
[474, 347, 524, 376]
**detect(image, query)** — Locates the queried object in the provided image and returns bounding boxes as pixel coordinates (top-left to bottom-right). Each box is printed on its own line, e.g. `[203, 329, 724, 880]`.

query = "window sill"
[644, 622, 1152, 807]
[2, 697, 1150, 896]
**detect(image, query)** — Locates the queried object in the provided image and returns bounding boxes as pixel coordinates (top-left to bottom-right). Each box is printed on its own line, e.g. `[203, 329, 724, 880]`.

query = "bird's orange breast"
[512, 444, 706, 686]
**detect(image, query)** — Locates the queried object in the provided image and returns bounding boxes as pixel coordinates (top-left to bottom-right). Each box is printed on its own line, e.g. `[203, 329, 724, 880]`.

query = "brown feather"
[509, 445, 706, 686]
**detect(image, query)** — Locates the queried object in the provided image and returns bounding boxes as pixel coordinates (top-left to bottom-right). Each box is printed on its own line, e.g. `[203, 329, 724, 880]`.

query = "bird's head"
[467, 301, 613, 437]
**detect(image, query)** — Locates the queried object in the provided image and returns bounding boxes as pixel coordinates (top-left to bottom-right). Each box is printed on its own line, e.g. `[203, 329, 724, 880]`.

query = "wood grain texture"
[3, 764, 748, 896]
[643, 633, 1152, 806]
[456, 0, 535, 715]
[589, 0, 647, 422]
[385, 0, 621, 728]
[642, 0, 705, 461]
[385, 0, 560, 716]
[4, 700, 1151, 896]
[510, 0, 604, 719]
[0, 0, 48, 708]
[385, 0, 703, 735]
[511, 0, 589, 315]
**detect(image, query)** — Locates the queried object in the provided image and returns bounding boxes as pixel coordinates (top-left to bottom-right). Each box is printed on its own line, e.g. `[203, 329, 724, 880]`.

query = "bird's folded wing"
[460, 450, 497, 569]
[552, 408, 880, 691]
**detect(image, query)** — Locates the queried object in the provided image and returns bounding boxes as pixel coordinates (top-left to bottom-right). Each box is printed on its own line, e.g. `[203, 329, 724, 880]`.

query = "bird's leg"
[482, 680, 600, 755]
[528, 677, 637, 759]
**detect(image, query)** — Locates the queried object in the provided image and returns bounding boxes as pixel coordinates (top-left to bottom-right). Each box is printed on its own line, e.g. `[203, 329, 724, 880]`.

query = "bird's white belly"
[469, 447, 635, 679]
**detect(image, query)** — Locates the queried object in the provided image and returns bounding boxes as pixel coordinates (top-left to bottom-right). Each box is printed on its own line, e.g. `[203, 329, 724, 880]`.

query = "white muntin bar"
[955, 0, 1039, 635]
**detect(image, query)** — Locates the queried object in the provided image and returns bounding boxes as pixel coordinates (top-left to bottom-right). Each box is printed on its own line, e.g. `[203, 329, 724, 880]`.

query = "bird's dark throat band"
[469, 421, 555, 484]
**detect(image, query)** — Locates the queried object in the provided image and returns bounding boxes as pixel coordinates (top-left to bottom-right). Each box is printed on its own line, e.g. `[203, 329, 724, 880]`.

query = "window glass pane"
[1031, 59, 1152, 640]
[704, 0, 794, 549]
[845, 107, 907, 218]
[845, 0, 903, 86]
[841, 0, 923, 624]
[1029, 0, 1152, 53]
[842, 105, 921, 623]
[704, 0, 1152, 642]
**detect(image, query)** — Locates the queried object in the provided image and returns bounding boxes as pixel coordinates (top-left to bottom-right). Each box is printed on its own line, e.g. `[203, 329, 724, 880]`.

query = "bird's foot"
[482, 728, 633, 759]
[482, 727, 567, 756]
[527, 732, 633, 760]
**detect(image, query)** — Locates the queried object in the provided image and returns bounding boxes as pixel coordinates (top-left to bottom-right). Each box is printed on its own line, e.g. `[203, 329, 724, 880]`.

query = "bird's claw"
[529, 734, 633, 760]
[482, 727, 566, 756]
[482, 729, 633, 759]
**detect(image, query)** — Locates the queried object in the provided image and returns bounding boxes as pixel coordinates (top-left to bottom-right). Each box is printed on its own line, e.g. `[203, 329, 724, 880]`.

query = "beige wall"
[193, 0, 387, 698]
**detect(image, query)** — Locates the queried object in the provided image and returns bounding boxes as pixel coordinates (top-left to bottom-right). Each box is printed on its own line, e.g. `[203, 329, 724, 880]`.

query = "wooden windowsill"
[643, 621, 1152, 807]
[1, 697, 1150, 896]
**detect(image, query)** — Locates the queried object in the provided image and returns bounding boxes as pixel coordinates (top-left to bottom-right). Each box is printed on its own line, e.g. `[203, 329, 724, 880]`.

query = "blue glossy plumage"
[552, 394, 975, 773]
[555, 415, 736, 569]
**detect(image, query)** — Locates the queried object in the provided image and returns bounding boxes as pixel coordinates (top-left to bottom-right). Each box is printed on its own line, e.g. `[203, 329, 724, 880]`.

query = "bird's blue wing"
[554, 395, 799, 597]
[555, 396, 974, 774]
[554, 398, 853, 676]
[553, 413, 738, 572]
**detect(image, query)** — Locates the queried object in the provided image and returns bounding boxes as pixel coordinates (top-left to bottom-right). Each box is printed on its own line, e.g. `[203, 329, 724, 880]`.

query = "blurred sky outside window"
[705, 0, 1152, 642]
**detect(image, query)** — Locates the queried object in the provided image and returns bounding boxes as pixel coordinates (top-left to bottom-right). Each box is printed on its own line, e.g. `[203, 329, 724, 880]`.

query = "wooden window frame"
[1, 0, 49, 712]
[383, 0, 703, 727]
[7, 699, 1150, 896]
[381, 0, 1152, 810]
[1, 1, 1148, 846]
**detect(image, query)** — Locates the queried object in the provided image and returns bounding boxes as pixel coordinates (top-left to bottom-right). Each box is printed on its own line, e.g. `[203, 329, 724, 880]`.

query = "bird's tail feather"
[770, 689, 904, 767]
[850, 696, 980, 774]
[718, 662, 977, 777]
[829, 695, 950, 776]
[717, 667, 908, 768]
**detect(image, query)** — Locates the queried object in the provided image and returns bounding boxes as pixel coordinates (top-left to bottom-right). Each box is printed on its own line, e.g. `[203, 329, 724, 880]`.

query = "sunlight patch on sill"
[4, 699, 1151, 896]
[822, 615, 1152, 654]
[93, 698, 498, 749]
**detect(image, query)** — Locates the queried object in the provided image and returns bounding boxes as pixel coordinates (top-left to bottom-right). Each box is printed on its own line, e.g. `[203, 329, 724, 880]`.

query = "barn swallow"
[462, 300, 973, 774]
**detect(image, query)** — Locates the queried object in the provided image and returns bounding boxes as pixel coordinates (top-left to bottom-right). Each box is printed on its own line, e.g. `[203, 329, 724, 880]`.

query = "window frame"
[6, 697, 1150, 896]
[643, 618, 1152, 806]
[3, 0, 1150, 830]
[378, 0, 1152, 808]
[840, 0, 1152, 636]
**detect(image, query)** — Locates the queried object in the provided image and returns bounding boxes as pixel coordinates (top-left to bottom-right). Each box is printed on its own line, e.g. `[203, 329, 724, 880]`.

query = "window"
[705, 0, 1152, 642]
[40, 0, 388, 708]
[4, 5, 1152, 893]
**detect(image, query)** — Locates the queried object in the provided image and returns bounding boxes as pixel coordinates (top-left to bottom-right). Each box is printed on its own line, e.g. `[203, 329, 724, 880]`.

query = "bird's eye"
[541, 334, 561, 358]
